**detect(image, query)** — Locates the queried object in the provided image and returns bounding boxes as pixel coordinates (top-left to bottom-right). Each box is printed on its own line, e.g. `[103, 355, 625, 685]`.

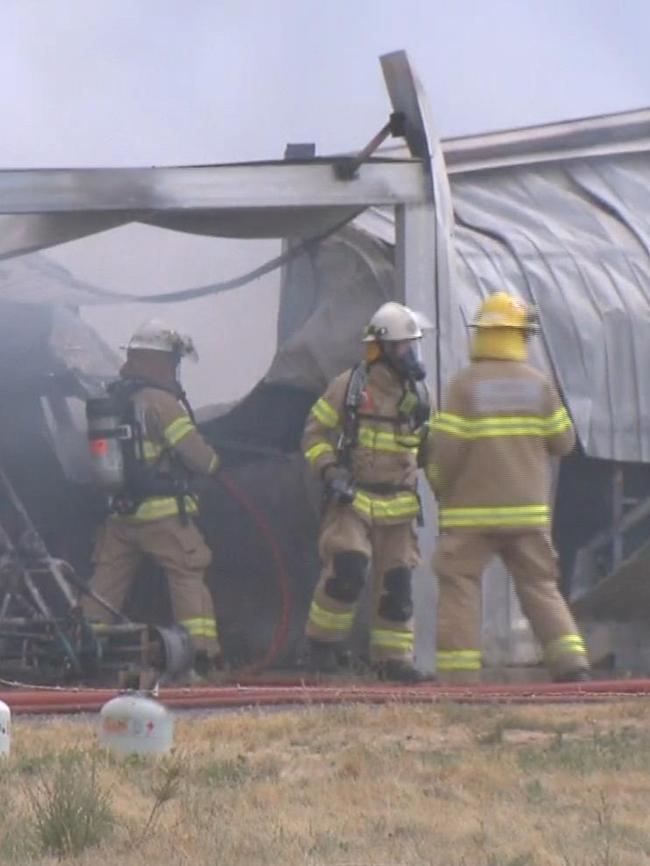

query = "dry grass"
[2, 700, 650, 864]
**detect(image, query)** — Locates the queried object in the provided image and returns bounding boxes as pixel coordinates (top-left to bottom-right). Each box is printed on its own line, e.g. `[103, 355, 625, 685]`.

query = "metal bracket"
[334, 112, 406, 181]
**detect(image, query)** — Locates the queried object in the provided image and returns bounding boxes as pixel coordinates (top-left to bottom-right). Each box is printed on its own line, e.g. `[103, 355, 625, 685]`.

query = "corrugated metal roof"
[357, 111, 650, 462]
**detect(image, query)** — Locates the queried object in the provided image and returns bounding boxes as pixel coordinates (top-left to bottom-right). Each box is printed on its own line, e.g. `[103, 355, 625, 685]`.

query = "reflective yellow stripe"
[128, 495, 199, 521]
[164, 415, 195, 447]
[311, 398, 340, 429]
[432, 408, 573, 439]
[545, 634, 587, 664]
[370, 629, 414, 652]
[180, 617, 219, 639]
[436, 650, 482, 671]
[353, 491, 420, 520]
[357, 425, 420, 454]
[208, 454, 219, 473]
[308, 601, 354, 633]
[142, 440, 164, 461]
[545, 407, 573, 435]
[304, 442, 335, 466]
[439, 504, 549, 528]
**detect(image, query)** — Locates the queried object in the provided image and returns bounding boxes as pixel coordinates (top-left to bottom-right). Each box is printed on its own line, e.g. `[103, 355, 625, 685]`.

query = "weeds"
[26, 750, 114, 857]
[4, 703, 650, 865]
[199, 753, 253, 787]
[133, 753, 184, 846]
[517, 728, 650, 774]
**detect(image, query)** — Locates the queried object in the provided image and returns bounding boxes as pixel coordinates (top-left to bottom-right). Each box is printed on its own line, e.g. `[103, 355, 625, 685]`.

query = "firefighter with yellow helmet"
[82, 318, 221, 676]
[301, 301, 434, 682]
[428, 292, 590, 683]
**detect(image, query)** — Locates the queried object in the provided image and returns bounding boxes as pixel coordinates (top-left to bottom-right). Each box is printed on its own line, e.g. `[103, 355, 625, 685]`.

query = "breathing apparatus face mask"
[382, 339, 426, 381]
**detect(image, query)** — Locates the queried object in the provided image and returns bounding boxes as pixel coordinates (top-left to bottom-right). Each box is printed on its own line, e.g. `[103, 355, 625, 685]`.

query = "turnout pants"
[434, 529, 589, 683]
[306, 504, 420, 662]
[82, 515, 220, 658]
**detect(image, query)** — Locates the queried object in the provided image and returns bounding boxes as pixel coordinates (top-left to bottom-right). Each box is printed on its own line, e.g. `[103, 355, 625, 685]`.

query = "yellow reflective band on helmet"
[353, 491, 420, 520]
[304, 442, 335, 466]
[357, 425, 420, 454]
[142, 440, 164, 461]
[180, 617, 219, 639]
[436, 650, 482, 671]
[545, 634, 587, 664]
[439, 504, 549, 528]
[308, 601, 355, 633]
[164, 414, 195, 447]
[311, 398, 340, 429]
[128, 495, 199, 522]
[432, 408, 572, 439]
[370, 629, 414, 652]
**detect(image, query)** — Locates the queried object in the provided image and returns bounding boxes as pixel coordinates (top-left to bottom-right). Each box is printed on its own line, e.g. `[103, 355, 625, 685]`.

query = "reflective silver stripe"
[164, 414, 195, 447]
[311, 398, 339, 429]
[308, 601, 354, 633]
[180, 617, 219, 639]
[370, 629, 413, 652]
[357, 426, 420, 453]
[353, 491, 420, 520]
[436, 650, 482, 671]
[545, 634, 587, 664]
[439, 504, 549, 528]
[304, 442, 335, 465]
[128, 496, 199, 521]
[432, 407, 573, 439]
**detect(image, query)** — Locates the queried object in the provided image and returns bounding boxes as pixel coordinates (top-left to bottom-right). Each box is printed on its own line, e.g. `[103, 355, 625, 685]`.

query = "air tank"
[99, 694, 173, 757]
[0, 701, 10, 757]
[86, 395, 126, 492]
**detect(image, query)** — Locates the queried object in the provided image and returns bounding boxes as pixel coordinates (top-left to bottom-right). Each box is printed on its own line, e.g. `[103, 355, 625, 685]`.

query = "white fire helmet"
[362, 302, 432, 342]
[126, 318, 198, 361]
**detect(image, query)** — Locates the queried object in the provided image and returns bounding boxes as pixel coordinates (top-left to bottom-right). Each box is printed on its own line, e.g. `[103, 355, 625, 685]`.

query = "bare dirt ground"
[2, 699, 650, 865]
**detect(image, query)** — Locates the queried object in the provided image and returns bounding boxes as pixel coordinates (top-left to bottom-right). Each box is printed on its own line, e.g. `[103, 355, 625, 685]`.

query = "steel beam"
[0, 161, 426, 215]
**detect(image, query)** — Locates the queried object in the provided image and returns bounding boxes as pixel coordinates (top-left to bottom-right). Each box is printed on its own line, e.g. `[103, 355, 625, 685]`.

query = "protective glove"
[322, 464, 356, 505]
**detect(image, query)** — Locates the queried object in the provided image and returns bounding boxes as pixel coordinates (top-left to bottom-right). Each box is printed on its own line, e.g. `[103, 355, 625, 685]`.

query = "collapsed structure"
[0, 51, 649, 681]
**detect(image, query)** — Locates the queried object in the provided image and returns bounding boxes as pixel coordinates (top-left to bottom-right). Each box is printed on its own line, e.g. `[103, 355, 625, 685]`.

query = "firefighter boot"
[191, 650, 226, 684]
[376, 659, 434, 684]
[307, 639, 347, 675]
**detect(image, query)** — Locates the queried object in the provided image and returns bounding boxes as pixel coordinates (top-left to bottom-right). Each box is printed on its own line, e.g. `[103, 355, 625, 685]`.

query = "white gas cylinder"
[0, 701, 10, 757]
[99, 694, 173, 757]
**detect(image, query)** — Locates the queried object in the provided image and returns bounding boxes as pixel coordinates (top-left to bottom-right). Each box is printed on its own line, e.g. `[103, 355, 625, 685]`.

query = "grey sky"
[1, 0, 648, 167]
[3, 0, 649, 402]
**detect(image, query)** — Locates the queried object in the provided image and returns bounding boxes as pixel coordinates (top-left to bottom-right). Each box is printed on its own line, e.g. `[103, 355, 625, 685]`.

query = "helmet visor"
[382, 338, 426, 381]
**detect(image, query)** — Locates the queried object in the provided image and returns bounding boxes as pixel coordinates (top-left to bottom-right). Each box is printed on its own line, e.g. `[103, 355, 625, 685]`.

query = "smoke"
[1, 0, 647, 406]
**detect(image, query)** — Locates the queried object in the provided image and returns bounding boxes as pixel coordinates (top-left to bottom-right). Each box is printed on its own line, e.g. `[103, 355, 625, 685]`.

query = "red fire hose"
[3, 678, 650, 716]
[217, 471, 292, 674]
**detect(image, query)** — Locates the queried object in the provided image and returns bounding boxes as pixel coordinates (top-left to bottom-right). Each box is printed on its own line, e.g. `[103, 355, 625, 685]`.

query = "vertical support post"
[612, 464, 624, 568]
[395, 202, 438, 673]
[395, 202, 437, 390]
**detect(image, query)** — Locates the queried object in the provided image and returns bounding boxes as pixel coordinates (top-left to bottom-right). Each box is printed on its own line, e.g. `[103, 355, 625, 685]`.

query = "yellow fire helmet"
[470, 293, 538, 361]
[471, 292, 538, 331]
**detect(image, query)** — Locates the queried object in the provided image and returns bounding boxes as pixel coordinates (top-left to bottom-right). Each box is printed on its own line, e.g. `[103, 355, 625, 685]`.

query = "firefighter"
[302, 301, 434, 683]
[82, 318, 221, 675]
[428, 292, 590, 684]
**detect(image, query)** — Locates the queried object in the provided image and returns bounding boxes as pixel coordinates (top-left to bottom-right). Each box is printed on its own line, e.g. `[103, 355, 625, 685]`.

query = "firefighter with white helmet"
[428, 292, 590, 683]
[83, 318, 221, 677]
[301, 301, 434, 682]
